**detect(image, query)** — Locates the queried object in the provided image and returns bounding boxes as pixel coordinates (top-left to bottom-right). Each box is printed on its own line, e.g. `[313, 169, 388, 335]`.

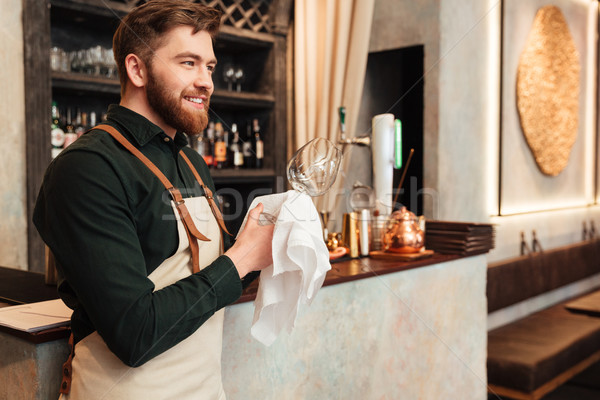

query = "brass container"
[341, 212, 360, 258]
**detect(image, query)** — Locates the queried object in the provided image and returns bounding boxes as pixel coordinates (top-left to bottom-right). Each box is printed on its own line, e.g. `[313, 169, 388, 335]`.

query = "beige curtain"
[292, 0, 375, 213]
[293, 0, 375, 148]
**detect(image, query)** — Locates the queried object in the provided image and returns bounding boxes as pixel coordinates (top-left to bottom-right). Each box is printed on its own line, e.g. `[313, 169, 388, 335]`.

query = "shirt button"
[163, 137, 170, 142]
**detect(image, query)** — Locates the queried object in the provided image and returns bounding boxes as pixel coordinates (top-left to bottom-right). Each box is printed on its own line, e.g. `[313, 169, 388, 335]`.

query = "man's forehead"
[160, 26, 214, 48]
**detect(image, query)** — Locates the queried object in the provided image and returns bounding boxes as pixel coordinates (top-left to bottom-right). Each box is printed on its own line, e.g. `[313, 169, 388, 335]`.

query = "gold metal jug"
[382, 207, 425, 253]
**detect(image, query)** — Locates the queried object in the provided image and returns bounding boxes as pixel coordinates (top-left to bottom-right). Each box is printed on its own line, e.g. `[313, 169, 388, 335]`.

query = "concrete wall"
[0, 332, 70, 400]
[0, 0, 28, 270]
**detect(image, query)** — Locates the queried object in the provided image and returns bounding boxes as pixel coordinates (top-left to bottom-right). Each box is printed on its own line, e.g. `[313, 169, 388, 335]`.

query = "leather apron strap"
[59, 333, 74, 394]
[179, 151, 231, 236]
[95, 123, 232, 270]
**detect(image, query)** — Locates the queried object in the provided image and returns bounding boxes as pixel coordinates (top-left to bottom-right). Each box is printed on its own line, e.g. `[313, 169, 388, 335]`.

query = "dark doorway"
[356, 45, 424, 215]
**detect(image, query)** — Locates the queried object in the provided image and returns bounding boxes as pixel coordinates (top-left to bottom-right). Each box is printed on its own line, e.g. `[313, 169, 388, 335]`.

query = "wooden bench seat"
[488, 294, 600, 399]
[487, 240, 600, 399]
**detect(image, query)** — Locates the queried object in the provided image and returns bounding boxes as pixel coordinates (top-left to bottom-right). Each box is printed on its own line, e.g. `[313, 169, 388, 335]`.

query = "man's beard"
[146, 73, 210, 135]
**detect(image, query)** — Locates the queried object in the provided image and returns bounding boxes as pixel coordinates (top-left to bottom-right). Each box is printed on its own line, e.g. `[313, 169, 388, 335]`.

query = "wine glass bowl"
[287, 138, 342, 197]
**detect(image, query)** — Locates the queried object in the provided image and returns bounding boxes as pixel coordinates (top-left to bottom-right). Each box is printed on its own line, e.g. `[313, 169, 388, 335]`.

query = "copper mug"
[382, 207, 425, 253]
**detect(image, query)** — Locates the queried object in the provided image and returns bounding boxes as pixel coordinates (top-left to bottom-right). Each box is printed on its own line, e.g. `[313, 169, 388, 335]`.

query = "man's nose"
[194, 68, 214, 92]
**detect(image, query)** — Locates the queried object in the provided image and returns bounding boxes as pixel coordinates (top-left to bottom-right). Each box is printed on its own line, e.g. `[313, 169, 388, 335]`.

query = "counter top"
[0, 266, 59, 305]
[237, 252, 460, 303]
[0, 252, 462, 343]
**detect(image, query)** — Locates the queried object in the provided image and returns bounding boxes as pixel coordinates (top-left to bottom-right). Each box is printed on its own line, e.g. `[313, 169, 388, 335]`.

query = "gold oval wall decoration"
[516, 5, 580, 176]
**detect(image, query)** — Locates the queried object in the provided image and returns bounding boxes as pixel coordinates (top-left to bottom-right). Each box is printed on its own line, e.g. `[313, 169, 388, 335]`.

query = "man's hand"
[224, 203, 274, 278]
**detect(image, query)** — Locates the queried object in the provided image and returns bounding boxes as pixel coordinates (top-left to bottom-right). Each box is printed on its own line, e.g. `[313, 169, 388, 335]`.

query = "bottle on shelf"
[205, 121, 215, 167]
[74, 108, 86, 138]
[253, 118, 264, 169]
[50, 101, 65, 159]
[242, 121, 254, 168]
[229, 123, 243, 169]
[89, 111, 97, 129]
[63, 107, 77, 149]
[214, 121, 227, 169]
[197, 125, 214, 167]
[222, 123, 230, 166]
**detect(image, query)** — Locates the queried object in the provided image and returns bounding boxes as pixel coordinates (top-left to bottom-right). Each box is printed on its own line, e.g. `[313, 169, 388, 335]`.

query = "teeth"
[186, 97, 203, 104]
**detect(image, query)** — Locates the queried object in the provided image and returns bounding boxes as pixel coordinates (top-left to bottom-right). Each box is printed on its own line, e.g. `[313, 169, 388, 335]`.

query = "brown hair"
[113, 0, 221, 95]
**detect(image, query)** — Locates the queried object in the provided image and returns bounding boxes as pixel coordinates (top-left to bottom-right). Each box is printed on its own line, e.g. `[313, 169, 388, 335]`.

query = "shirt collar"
[105, 104, 190, 149]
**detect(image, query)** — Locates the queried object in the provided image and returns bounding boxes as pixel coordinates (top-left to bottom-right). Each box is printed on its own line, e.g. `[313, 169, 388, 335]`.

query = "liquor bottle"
[89, 111, 97, 129]
[229, 123, 243, 169]
[74, 108, 86, 138]
[242, 121, 254, 168]
[50, 101, 65, 159]
[80, 112, 88, 134]
[63, 107, 77, 149]
[197, 127, 213, 167]
[205, 121, 215, 167]
[214, 121, 227, 169]
[253, 118, 264, 169]
[222, 124, 231, 168]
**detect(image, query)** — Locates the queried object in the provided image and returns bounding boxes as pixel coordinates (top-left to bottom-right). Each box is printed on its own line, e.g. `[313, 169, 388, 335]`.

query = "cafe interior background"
[2, 0, 600, 399]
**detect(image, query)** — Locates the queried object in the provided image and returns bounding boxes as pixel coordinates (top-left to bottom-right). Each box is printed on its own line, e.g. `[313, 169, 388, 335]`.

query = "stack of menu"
[425, 220, 495, 256]
[0, 299, 71, 333]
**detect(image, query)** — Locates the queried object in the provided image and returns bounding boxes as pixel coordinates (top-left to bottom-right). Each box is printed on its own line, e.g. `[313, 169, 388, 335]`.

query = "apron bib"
[62, 196, 226, 400]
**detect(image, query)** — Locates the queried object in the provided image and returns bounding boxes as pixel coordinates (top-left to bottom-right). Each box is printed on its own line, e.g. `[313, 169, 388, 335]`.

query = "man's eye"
[207, 65, 215, 72]
[183, 61, 194, 67]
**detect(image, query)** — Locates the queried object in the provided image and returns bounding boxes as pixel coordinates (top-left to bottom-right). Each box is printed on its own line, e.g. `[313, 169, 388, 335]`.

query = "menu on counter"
[0, 299, 71, 333]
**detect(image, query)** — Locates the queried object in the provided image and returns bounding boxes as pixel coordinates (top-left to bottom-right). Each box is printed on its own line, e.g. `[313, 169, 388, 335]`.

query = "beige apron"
[59, 125, 230, 399]
[62, 197, 225, 400]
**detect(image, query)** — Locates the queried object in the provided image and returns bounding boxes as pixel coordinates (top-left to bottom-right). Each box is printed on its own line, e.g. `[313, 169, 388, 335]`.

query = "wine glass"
[223, 64, 235, 91]
[287, 138, 342, 197]
[234, 66, 245, 92]
[260, 138, 342, 225]
[88, 46, 103, 75]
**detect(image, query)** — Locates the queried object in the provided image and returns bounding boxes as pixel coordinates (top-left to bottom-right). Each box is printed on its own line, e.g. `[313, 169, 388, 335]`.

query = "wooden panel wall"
[23, 0, 52, 273]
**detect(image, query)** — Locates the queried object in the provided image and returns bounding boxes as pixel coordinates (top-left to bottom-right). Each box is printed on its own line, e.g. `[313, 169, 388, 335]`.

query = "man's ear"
[124, 54, 148, 88]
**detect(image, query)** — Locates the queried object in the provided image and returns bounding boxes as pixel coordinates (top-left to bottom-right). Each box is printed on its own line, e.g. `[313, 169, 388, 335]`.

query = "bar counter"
[1, 252, 487, 399]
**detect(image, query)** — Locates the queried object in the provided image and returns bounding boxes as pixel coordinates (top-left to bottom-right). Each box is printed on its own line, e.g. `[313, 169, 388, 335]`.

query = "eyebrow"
[174, 52, 217, 65]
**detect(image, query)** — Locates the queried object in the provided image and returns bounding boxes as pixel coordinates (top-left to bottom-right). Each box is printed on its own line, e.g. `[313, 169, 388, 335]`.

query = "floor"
[489, 359, 600, 400]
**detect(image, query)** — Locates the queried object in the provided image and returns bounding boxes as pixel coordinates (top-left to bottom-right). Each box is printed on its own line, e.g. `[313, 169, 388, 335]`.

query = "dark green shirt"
[33, 105, 243, 367]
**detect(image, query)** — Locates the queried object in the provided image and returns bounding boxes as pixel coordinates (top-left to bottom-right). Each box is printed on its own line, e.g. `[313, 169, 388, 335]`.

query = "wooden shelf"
[52, 71, 120, 94]
[211, 90, 274, 109]
[211, 168, 278, 184]
[215, 25, 275, 51]
[50, 0, 129, 16]
[51, 72, 274, 109]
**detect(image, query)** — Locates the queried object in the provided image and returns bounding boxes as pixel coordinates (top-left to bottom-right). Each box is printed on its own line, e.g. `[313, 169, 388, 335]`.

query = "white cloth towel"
[237, 190, 331, 346]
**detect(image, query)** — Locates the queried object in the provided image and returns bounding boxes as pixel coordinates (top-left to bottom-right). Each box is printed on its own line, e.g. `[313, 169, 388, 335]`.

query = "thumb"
[248, 202, 264, 222]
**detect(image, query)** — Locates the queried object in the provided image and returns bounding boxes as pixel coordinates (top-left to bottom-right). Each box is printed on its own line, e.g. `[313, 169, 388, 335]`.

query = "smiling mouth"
[184, 96, 204, 105]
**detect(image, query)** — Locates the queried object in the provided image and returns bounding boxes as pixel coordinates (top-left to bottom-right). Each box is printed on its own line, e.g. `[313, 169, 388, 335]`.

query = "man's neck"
[120, 91, 176, 139]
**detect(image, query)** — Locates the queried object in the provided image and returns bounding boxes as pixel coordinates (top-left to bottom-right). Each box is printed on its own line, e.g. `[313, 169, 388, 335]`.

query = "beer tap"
[337, 106, 371, 150]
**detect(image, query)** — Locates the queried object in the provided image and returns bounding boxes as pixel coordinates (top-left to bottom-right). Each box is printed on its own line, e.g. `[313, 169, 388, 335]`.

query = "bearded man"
[33, 1, 274, 398]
